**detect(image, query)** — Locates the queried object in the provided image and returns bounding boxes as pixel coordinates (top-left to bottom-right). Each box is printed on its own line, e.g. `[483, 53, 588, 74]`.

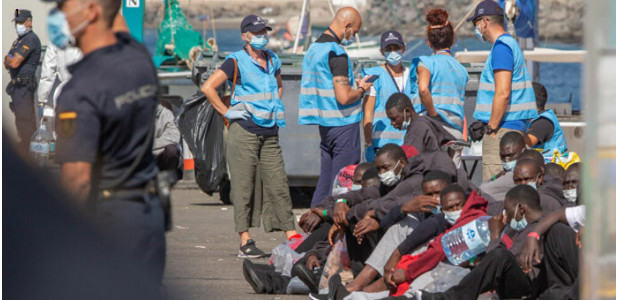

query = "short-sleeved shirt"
[8, 30, 41, 79]
[314, 33, 349, 78]
[565, 205, 585, 232]
[55, 32, 158, 191]
[218, 48, 281, 136]
[527, 117, 554, 144]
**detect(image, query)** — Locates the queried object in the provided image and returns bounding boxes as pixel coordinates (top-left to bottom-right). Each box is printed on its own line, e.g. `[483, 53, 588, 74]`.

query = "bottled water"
[30, 120, 51, 167]
[441, 215, 492, 266]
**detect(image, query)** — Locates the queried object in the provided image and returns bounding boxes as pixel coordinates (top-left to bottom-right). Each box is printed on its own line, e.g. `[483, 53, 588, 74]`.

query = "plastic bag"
[408, 262, 470, 294]
[270, 243, 305, 277]
[176, 92, 226, 194]
[317, 239, 352, 294]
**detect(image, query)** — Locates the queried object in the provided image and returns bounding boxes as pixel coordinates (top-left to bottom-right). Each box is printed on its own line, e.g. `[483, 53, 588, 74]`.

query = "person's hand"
[224, 109, 250, 121]
[299, 209, 323, 233]
[365, 146, 375, 162]
[383, 249, 402, 275]
[519, 236, 541, 273]
[357, 75, 374, 94]
[328, 223, 344, 246]
[353, 216, 379, 242]
[385, 268, 406, 288]
[576, 226, 584, 249]
[305, 254, 321, 270]
[488, 212, 507, 240]
[467, 120, 485, 142]
[333, 201, 350, 227]
[400, 195, 440, 214]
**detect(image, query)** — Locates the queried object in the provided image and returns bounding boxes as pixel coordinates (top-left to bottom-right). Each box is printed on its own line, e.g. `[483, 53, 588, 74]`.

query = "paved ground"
[164, 182, 311, 300]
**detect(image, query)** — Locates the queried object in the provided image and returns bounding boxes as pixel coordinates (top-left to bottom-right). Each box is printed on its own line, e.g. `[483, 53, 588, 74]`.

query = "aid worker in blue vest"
[466, 0, 537, 181]
[413, 8, 469, 167]
[361, 30, 415, 162]
[299, 7, 374, 207]
[201, 15, 298, 258]
[524, 82, 568, 158]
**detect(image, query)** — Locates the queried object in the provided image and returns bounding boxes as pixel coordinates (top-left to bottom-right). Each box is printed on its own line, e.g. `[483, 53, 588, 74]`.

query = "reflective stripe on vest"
[473, 34, 538, 123]
[414, 55, 468, 131]
[298, 42, 361, 127]
[525, 109, 568, 156]
[362, 65, 414, 147]
[227, 50, 286, 127]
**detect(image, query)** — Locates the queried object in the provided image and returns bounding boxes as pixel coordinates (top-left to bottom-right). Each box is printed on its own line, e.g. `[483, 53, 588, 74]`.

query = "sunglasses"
[473, 17, 487, 27]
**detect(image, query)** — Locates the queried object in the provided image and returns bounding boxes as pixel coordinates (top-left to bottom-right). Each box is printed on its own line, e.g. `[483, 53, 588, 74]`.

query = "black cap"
[466, 0, 504, 22]
[380, 30, 404, 49]
[14, 9, 32, 22]
[240, 15, 272, 33]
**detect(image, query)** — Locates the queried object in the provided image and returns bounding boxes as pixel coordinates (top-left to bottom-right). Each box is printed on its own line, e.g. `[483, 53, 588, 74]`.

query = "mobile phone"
[366, 75, 379, 83]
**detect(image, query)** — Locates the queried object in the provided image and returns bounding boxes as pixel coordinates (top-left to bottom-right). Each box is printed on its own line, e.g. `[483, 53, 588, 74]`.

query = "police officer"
[44, 0, 165, 288]
[467, 0, 537, 181]
[299, 7, 373, 207]
[5, 9, 41, 152]
[201, 15, 299, 258]
[524, 82, 568, 158]
[361, 30, 414, 162]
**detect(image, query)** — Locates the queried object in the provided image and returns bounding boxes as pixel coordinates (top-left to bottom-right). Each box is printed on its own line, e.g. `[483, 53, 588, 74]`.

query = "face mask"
[563, 189, 577, 203]
[249, 34, 269, 50]
[509, 204, 528, 231]
[444, 209, 462, 225]
[401, 110, 411, 131]
[525, 174, 540, 190]
[16, 24, 28, 36]
[351, 184, 362, 191]
[502, 160, 517, 172]
[474, 26, 485, 42]
[341, 28, 355, 46]
[385, 50, 402, 66]
[429, 204, 442, 215]
[47, 9, 74, 49]
[379, 160, 402, 186]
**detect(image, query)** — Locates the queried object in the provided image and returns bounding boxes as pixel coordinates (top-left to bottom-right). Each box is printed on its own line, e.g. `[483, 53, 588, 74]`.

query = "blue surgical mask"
[385, 50, 402, 66]
[502, 160, 517, 172]
[444, 209, 461, 225]
[401, 110, 411, 131]
[249, 34, 269, 50]
[47, 9, 73, 49]
[341, 29, 355, 46]
[16, 24, 28, 36]
[429, 204, 442, 215]
[509, 204, 528, 231]
[351, 184, 362, 191]
[474, 26, 485, 42]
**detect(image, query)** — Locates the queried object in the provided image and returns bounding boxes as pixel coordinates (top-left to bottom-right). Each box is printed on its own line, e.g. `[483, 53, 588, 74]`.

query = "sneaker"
[292, 263, 321, 294]
[328, 274, 350, 300]
[308, 293, 329, 300]
[238, 239, 265, 258]
[242, 259, 266, 294]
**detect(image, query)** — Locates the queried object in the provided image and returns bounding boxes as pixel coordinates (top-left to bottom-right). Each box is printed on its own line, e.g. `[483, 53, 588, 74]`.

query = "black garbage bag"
[176, 92, 226, 194]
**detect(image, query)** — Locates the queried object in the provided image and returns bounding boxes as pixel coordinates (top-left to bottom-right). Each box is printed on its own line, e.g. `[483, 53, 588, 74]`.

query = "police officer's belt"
[10, 75, 35, 86]
[98, 179, 157, 200]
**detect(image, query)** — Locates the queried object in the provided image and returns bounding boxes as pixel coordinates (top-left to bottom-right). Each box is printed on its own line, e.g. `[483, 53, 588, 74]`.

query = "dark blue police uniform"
[7, 29, 41, 149]
[55, 32, 165, 284]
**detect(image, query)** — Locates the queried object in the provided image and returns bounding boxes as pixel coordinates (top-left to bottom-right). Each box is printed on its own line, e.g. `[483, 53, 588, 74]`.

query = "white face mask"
[444, 209, 462, 225]
[563, 189, 577, 203]
[379, 160, 402, 186]
[401, 110, 411, 131]
[16, 24, 28, 36]
[351, 184, 362, 191]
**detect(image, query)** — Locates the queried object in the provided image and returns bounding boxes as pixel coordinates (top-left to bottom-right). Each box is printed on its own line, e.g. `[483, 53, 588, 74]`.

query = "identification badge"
[58, 111, 77, 138]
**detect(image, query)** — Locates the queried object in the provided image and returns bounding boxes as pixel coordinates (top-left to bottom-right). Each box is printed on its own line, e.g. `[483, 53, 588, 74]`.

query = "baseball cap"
[466, 0, 504, 22]
[240, 15, 272, 33]
[380, 30, 404, 49]
[14, 9, 32, 22]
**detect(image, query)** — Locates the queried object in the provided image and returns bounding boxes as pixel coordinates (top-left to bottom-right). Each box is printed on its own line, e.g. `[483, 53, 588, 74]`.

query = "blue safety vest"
[414, 54, 469, 131]
[525, 109, 567, 156]
[298, 42, 361, 127]
[474, 34, 537, 122]
[226, 49, 285, 127]
[361, 65, 414, 147]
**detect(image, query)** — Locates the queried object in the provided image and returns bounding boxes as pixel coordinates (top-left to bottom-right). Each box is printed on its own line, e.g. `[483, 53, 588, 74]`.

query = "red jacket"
[401, 190, 489, 282]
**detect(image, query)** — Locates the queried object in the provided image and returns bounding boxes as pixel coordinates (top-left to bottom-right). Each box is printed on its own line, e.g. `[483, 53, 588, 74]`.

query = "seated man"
[153, 104, 182, 181]
[332, 162, 375, 196]
[545, 162, 566, 185]
[562, 163, 580, 204]
[513, 154, 571, 213]
[524, 82, 568, 158]
[479, 131, 525, 202]
[418, 185, 548, 300]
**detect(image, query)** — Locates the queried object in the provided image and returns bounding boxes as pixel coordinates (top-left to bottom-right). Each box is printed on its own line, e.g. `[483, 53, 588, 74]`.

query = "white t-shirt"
[565, 205, 585, 232]
[369, 66, 410, 97]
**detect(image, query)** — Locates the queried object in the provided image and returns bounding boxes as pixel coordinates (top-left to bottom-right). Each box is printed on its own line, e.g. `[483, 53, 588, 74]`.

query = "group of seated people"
[240, 96, 583, 299]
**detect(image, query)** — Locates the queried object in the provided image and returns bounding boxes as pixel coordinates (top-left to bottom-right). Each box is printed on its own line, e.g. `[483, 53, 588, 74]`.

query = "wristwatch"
[484, 124, 498, 135]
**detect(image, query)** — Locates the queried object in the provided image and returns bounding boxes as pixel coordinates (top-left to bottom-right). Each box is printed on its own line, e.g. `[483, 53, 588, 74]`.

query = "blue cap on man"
[466, 0, 504, 22]
[380, 30, 405, 49]
[240, 15, 272, 33]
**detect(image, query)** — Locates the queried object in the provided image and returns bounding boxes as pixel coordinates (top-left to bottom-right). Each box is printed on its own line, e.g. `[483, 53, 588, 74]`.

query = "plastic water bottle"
[441, 215, 492, 266]
[30, 119, 51, 166]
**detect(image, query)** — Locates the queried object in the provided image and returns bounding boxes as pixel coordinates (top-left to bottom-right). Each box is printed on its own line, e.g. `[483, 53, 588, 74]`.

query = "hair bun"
[426, 8, 449, 26]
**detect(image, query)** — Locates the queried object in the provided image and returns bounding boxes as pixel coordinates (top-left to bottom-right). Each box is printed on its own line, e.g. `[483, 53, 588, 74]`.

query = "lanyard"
[436, 49, 452, 55]
[327, 27, 342, 44]
[384, 64, 405, 93]
[243, 46, 271, 73]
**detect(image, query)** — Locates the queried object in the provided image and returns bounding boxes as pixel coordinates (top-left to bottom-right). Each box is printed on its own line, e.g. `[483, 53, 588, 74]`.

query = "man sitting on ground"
[545, 162, 566, 185]
[513, 154, 570, 213]
[562, 163, 580, 204]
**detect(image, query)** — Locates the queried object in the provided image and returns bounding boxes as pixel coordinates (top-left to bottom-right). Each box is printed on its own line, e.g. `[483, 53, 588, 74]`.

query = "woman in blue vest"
[412, 8, 469, 166]
[201, 15, 298, 258]
[361, 30, 416, 162]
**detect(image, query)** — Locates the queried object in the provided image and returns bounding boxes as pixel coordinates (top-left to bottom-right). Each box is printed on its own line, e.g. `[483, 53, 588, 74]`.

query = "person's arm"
[397, 215, 447, 255]
[486, 212, 508, 253]
[37, 46, 59, 104]
[379, 204, 405, 230]
[276, 74, 283, 98]
[61, 162, 92, 203]
[487, 70, 512, 133]
[417, 65, 438, 117]
[524, 118, 554, 147]
[519, 208, 569, 272]
[363, 95, 376, 145]
[5, 52, 25, 69]
[333, 75, 371, 105]
[201, 70, 231, 116]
